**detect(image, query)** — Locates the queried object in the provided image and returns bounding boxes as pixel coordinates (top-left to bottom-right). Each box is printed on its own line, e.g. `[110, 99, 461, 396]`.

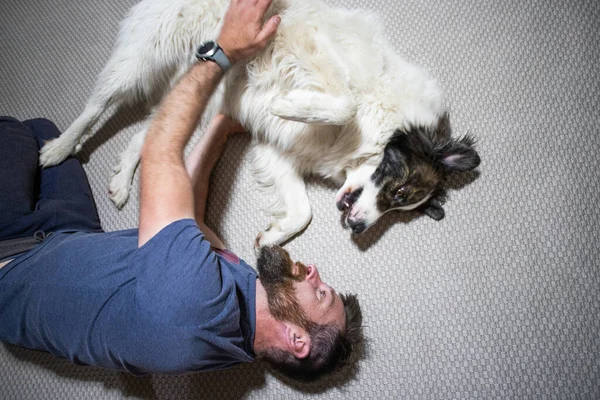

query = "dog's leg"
[37, 44, 144, 168]
[108, 126, 148, 208]
[252, 145, 312, 250]
[39, 16, 164, 168]
[270, 90, 356, 125]
[38, 92, 114, 167]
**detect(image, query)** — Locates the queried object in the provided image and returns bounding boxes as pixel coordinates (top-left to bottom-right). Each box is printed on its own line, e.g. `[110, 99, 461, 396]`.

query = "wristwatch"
[196, 41, 232, 72]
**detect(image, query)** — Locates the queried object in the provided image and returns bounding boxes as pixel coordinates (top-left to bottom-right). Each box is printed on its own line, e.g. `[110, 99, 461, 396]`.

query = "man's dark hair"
[259, 293, 363, 381]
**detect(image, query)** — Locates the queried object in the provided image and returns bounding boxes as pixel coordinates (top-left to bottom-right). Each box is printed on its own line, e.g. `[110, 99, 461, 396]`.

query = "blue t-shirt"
[0, 219, 257, 375]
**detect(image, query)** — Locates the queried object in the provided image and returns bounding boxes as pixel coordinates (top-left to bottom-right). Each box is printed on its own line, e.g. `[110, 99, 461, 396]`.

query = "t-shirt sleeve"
[131, 219, 231, 326]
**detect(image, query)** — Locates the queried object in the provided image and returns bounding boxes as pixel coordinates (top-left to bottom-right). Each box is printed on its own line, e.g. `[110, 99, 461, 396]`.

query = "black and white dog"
[39, 0, 480, 247]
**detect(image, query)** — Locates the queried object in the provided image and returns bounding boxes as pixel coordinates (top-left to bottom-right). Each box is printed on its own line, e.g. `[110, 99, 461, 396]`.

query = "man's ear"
[285, 323, 311, 359]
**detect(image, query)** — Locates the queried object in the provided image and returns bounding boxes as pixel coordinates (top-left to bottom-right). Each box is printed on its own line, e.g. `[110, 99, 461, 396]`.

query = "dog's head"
[336, 113, 480, 234]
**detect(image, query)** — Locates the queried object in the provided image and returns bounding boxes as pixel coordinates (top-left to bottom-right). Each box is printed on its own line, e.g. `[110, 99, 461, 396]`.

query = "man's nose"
[306, 264, 322, 284]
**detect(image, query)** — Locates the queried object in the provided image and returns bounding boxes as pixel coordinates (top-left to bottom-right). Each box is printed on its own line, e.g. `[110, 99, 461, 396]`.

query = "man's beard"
[256, 245, 312, 330]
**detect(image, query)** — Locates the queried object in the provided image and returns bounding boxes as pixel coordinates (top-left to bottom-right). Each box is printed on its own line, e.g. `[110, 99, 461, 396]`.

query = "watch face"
[198, 41, 217, 57]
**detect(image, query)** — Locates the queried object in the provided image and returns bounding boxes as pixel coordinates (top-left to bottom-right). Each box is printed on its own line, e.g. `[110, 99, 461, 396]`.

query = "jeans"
[0, 117, 103, 249]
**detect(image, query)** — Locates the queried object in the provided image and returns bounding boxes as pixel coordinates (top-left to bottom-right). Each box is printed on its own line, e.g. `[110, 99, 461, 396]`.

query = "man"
[0, 0, 362, 381]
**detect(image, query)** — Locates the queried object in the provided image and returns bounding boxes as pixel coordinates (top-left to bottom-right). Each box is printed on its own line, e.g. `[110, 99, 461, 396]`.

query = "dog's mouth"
[339, 205, 371, 235]
[336, 188, 363, 212]
[341, 211, 368, 234]
[337, 188, 370, 234]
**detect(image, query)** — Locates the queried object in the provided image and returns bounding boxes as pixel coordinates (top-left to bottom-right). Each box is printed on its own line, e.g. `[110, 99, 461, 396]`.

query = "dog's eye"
[396, 186, 406, 198]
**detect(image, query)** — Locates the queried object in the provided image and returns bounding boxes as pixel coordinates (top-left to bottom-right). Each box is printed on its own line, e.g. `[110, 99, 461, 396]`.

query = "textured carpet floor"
[1, 0, 599, 398]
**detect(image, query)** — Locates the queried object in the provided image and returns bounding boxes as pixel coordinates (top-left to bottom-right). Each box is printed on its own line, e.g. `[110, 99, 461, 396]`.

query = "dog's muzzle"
[347, 218, 367, 234]
[336, 188, 363, 211]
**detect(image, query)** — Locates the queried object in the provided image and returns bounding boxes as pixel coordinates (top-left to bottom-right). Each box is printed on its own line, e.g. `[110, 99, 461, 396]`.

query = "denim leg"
[0, 117, 39, 225]
[0, 117, 103, 241]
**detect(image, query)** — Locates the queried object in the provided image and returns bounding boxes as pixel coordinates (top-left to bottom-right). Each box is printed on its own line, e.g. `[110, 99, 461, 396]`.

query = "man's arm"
[185, 115, 245, 249]
[139, 62, 222, 247]
[138, 0, 280, 247]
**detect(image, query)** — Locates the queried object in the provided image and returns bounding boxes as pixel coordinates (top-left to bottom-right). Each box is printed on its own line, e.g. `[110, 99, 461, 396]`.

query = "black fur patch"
[371, 113, 479, 218]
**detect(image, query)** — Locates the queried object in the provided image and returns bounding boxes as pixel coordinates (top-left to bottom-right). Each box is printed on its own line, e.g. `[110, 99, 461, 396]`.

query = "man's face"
[292, 263, 346, 329]
[257, 246, 345, 330]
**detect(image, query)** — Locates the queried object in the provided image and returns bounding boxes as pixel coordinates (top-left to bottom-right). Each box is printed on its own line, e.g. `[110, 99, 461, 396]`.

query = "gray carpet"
[1, 0, 599, 398]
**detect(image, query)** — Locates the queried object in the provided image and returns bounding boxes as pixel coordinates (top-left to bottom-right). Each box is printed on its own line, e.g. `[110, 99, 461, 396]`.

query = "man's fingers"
[239, 0, 259, 7]
[256, 0, 274, 13]
[256, 15, 281, 46]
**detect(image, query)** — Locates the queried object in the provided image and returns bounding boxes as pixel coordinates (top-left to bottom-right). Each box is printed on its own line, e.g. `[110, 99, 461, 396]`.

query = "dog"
[39, 0, 481, 248]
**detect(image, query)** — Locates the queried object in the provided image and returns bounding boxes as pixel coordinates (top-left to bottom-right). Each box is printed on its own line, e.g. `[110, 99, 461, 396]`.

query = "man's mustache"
[257, 245, 295, 283]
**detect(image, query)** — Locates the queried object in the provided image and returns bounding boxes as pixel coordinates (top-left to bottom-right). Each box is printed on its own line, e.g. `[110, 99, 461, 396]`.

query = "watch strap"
[212, 46, 232, 72]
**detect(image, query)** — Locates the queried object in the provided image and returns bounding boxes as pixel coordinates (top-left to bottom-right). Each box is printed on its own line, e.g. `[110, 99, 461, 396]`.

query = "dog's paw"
[254, 225, 287, 253]
[109, 170, 132, 209]
[39, 137, 77, 167]
[254, 233, 263, 255]
[270, 97, 297, 119]
[270, 90, 357, 125]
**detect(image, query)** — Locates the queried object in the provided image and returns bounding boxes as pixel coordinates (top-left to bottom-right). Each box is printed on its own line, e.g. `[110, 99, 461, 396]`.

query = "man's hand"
[218, 0, 281, 63]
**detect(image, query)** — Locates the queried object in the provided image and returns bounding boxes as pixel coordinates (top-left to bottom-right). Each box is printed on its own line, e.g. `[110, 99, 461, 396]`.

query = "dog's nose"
[348, 218, 367, 234]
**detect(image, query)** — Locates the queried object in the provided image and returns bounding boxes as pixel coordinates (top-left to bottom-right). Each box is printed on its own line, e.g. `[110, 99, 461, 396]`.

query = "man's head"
[256, 245, 363, 381]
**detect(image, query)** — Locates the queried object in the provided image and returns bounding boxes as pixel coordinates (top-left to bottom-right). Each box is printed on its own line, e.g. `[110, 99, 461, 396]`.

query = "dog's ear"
[419, 198, 445, 221]
[434, 112, 452, 141]
[439, 135, 481, 172]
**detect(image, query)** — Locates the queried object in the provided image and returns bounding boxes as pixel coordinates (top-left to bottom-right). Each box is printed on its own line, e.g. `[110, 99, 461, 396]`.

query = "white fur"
[39, 0, 444, 247]
[348, 182, 433, 232]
